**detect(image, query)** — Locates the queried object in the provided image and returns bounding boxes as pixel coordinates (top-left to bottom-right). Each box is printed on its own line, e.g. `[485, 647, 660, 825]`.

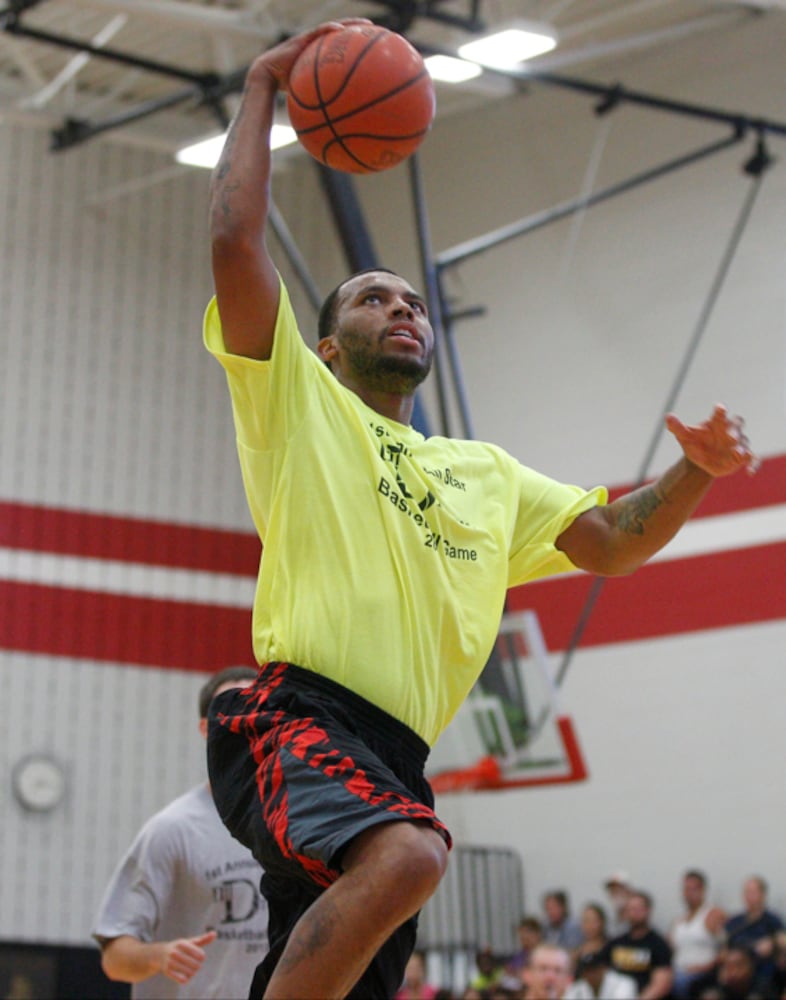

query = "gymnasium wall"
[1, 9, 784, 952]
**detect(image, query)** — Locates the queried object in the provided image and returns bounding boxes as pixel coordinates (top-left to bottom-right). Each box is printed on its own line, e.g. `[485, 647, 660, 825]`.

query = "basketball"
[286, 24, 436, 174]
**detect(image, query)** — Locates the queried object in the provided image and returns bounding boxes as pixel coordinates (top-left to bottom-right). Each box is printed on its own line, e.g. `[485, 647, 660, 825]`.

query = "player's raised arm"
[208, 21, 368, 360]
[557, 404, 758, 576]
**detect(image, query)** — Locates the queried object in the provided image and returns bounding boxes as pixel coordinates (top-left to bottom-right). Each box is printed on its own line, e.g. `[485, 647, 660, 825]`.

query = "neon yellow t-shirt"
[204, 279, 606, 746]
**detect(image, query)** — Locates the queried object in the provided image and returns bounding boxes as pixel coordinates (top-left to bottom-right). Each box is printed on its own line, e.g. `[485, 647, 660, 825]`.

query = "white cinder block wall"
[1, 8, 785, 950]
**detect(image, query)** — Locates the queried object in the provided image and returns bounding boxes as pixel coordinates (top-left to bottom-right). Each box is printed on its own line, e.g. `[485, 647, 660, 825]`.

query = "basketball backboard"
[427, 610, 587, 792]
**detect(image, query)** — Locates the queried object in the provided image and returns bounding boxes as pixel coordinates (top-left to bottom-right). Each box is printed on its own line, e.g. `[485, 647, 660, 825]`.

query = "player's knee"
[410, 824, 449, 888]
[377, 823, 448, 899]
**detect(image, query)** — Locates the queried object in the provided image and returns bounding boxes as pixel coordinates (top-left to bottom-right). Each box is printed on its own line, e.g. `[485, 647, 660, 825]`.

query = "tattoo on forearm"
[219, 181, 241, 220]
[616, 487, 663, 536]
[214, 101, 245, 212]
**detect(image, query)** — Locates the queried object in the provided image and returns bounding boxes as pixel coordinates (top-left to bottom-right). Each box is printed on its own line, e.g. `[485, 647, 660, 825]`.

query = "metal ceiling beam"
[24, 13, 127, 109]
[360, 0, 486, 33]
[59, 0, 270, 37]
[6, 3, 786, 154]
[3, 17, 218, 87]
[434, 131, 747, 270]
[419, 40, 786, 139]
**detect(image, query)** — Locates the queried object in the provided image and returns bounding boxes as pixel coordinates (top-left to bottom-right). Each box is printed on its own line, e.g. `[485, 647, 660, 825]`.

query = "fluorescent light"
[175, 124, 298, 169]
[425, 54, 483, 84]
[176, 133, 226, 168]
[458, 22, 557, 69]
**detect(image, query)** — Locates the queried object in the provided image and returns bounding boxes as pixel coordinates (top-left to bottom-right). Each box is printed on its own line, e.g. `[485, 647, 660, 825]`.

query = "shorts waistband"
[259, 661, 431, 770]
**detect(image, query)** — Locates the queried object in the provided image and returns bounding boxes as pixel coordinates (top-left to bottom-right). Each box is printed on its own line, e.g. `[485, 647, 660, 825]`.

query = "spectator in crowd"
[543, 891, 584, 954]
[487, 985, 525, 1000]
[563, 949, 637, 1000]
[503, 916, 544, 984]
[604, 872, 634, 937]
[523, 943, 573, 1000]
[772, 930, 786, 997]
[93, 666, 268, 1000]
[606, 889, 673, 999]
[724, 876, 784, 983]
[698, 945, 776, 1000]
[576, 904, 609, 961]
[395, 948, 440, 1000]
[670, 869, 726, 999]
[469, 947, 505, 994]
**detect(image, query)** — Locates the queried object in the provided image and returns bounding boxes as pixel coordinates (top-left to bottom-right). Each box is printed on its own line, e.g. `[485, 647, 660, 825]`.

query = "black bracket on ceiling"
[357, 0, 486, 34]
[0, 0, 44, 27]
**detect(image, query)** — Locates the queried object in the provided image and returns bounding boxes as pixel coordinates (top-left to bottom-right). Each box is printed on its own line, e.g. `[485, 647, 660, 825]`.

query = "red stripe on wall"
[606, 451, 785, 513]
[507, 540, 786, 652]
[1, 543, 783, 668]
[0, 581, 255, 672]
[1, 455, 782, 574]
[0, 501, 260, 576]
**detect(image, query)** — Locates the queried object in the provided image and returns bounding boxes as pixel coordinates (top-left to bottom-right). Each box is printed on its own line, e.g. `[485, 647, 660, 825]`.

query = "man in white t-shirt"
[93, 666, 268, 999]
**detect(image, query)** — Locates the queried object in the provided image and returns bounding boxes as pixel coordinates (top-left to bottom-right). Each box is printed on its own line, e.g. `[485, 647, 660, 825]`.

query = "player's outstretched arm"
[209, 20, 369, 361]
[101, 931, 217, 985]
[557, 404, 758, 576]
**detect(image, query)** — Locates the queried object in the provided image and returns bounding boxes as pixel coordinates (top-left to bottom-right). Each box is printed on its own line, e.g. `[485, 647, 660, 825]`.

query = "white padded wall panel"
[0, 654, 205, 944]
[0, 123, 251, 530]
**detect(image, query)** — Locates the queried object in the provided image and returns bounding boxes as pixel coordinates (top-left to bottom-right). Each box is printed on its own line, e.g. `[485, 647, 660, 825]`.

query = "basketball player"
[203, 19, 758, 1000]
[93, 666, 268, 1000]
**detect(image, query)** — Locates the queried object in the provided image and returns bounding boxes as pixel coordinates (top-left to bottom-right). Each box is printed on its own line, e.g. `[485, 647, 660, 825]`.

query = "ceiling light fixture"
[175, 124, 297, 169]
[457, 20, 558, 70]
[425, 54, 483, 84]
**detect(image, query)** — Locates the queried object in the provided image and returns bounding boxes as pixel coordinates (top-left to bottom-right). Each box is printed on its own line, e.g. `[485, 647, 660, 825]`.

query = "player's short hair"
[198, 665, 258, 718]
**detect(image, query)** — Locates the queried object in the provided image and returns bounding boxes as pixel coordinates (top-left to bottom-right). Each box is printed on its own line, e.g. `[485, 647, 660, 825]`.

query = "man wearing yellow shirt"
[204, 20, 757, 1000]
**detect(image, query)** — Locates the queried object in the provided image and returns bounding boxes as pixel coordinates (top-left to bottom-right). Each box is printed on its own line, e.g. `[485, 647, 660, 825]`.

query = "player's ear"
[198, 717, 208, 740]
[317, 336, 338, 363]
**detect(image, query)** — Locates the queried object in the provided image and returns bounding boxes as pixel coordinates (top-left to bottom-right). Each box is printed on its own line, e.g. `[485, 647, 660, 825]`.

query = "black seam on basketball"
[309, 31, 374, 168]
[293, 69, 432, 137]
[325, 128, 430, 143]
[288, 29, 386, 112]
[321, 129, 428, 171]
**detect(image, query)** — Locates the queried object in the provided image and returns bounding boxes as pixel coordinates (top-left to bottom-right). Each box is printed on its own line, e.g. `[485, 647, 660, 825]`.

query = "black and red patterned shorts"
[207, 661, 451, 998]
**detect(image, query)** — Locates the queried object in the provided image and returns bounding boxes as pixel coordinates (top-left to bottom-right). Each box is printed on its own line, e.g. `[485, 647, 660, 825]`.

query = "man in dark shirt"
[605, 890, 673, 999]
[724, 876, 784, 986]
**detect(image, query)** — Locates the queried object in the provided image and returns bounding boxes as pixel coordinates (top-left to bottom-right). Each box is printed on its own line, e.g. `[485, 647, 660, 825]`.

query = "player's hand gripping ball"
[286, 24, 436, 174]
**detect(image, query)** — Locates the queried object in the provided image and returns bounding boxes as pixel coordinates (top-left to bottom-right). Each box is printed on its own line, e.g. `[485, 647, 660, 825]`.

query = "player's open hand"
[255, 19, 373, 91]
[160, 930, 217, 984]
[665, 404, 759, 477]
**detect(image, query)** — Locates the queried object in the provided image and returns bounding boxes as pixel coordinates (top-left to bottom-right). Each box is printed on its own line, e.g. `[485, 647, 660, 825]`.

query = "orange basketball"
[286, 25, 436, 174]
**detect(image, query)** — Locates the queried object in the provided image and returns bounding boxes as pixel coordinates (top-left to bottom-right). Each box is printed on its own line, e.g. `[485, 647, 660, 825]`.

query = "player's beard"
[339, 329, 433, 394]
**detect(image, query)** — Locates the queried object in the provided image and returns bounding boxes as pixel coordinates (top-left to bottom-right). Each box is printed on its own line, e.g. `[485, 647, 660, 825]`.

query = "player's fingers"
[168, 950, 204, 978]
[665, 412, 691, 439]
[192, 930, 218, 948]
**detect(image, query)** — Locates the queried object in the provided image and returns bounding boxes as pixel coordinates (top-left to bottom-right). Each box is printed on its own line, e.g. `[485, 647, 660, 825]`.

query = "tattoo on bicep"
[616, 487, 662, 536]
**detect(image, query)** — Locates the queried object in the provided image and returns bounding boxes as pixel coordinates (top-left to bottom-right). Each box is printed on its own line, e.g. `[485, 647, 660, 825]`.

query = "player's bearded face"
[337, 324, 433, 394]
